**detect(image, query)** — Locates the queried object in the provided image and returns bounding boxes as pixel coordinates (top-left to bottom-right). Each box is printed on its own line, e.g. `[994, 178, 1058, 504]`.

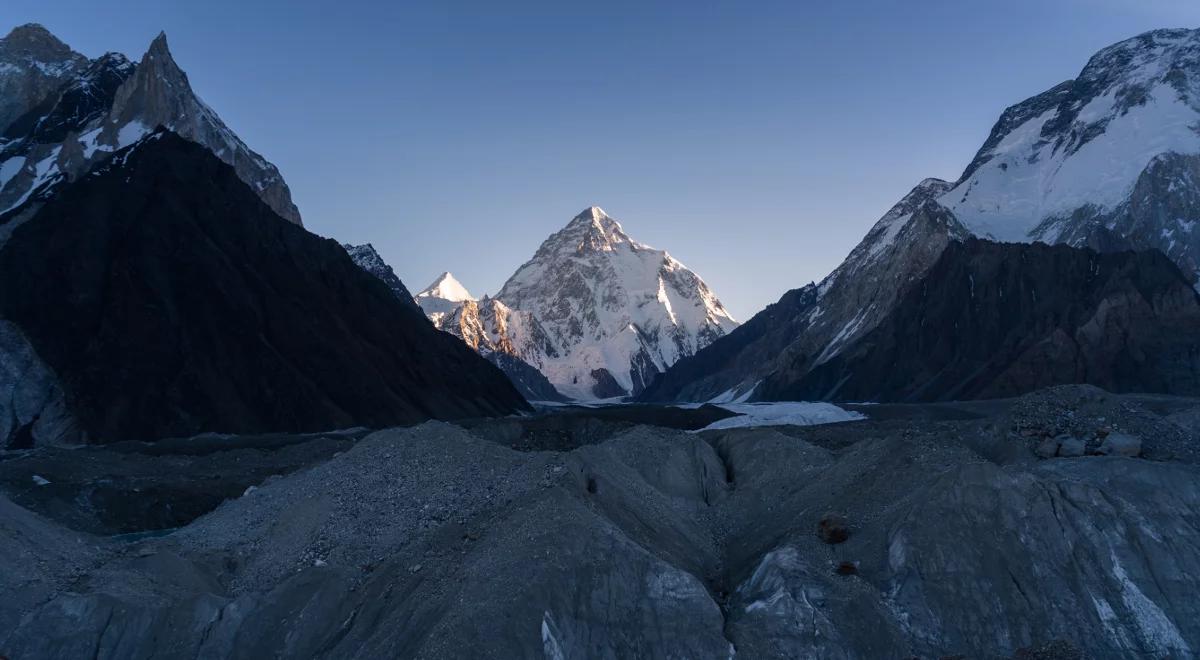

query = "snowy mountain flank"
[0, 24, 300, 226]
[944, 28, 1200, 274]
[409, 207, 738, 400]
[643, 27, 1200, 404]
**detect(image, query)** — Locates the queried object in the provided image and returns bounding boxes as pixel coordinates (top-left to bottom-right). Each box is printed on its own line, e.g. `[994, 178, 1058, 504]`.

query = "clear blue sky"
[8, 1, 1200, 319]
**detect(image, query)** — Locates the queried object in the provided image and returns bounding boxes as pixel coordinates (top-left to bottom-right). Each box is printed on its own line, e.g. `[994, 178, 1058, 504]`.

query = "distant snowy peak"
[405, 206, 738, 400]
[0, 26, 300, 225]
[417, 272, 475, 303]
[942, 27, 1200, 248]
[414, 271, 475, 324]
[495, 206, 738, 399]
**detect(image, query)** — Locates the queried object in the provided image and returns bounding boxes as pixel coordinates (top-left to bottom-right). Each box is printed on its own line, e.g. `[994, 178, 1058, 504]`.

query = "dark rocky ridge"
[342, 242, 421, 312]
[0, 130, 527, 444]
[760, 239, 1200, 402]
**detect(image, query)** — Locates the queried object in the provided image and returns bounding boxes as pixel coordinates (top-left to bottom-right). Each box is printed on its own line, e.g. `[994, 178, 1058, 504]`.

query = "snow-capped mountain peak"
[942, 27, 1200, 248]
[493, 206, 738, 399]
[401, 207, 738, 401]
[418, 272, 475, 303]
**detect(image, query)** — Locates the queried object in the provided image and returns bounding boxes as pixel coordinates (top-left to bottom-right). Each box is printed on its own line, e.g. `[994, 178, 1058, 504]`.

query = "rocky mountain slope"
[642, 187, 968, 402]
[761, 239, 1200, 401]
[487, 206, 737, 400]
[0, 24, 300, 224]
[644, 27, 1200, 403]
[0, 130, 527, 446]
[3, 387, 1199, 657]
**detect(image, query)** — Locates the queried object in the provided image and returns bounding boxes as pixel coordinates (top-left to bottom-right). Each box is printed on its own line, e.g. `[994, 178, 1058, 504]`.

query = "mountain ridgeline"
[0, 24, 299, 224]
[642, 27, 1200, 404]
[0, 131, 528, 446]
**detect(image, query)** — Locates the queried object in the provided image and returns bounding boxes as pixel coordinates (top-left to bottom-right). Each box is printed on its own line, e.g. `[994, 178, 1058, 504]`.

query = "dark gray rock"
[1099, 432, 1142, 457]
[1035, 436, 1060, 458]
[484, 351, 569, 402]
[1057, 435, 1086, 457]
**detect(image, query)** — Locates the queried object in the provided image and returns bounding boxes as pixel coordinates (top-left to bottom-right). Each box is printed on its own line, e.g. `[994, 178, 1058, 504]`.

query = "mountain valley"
[4, 19, 1200, 660]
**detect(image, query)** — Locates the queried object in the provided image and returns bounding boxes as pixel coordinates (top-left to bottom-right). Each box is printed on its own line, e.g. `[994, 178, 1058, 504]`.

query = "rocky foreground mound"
[2, 386, 1200, 657]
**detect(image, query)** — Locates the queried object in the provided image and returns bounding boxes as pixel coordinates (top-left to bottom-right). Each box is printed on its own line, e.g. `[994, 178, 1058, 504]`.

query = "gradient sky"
[8, 1, 1200, 319]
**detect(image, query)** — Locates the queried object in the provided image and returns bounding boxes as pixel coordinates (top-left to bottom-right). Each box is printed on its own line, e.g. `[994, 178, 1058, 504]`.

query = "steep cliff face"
[760, 240, 1200, 402]
[439, 298, 567, 401]
[0, 131, 527, 446]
